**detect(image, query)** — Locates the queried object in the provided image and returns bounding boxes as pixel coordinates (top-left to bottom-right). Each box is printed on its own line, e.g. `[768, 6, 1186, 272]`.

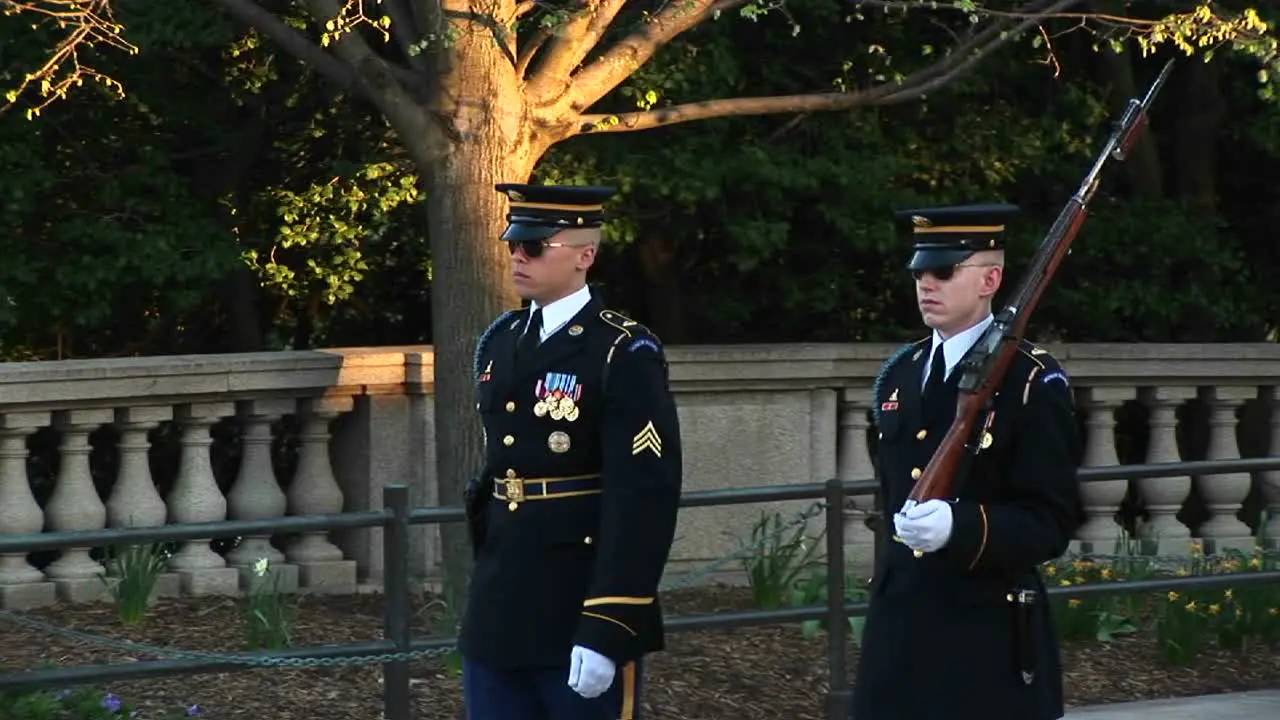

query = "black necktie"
[516, 307, 542, 362]
[924, 342, 947, 401]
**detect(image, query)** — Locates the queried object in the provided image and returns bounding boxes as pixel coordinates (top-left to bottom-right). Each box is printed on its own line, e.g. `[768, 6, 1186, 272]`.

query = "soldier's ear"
[982, 265, 1003, 297]
[576, 243, 597, 272]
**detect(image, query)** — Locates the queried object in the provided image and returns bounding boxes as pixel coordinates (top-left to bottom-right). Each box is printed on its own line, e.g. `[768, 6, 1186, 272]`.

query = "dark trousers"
[463, 656, 644, 720]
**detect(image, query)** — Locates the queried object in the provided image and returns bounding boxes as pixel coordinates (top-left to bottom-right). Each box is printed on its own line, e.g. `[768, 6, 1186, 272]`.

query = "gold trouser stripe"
[968, 504, 989, 571]
[581, 611, 636, 636]
[583, 596, 653, 608]
[509, 201, 603, 213]
[913, 224, 1005, 234]
[620, 661, 636, 720]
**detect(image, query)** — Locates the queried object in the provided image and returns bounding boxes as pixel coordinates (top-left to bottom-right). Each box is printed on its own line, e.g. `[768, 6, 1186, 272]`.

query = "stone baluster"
[43, 409, 113, 602]
[286, 396, 357, 592]
[1260, 387, 1280, 548]
[1196, 386, 1256, 554]
[838, 388, 876, 574]
[226, 399, 297, 592]
[0, 412, 56, 609]
[166, 403, 240, 596]
[1073, 387, 1133, 555]
[105, 406, 180, 597]
[1137, 386, 1195, 554]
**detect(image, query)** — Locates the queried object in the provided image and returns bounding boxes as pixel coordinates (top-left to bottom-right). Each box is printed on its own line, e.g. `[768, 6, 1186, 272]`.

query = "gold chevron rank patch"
[631, 421, 662, 457]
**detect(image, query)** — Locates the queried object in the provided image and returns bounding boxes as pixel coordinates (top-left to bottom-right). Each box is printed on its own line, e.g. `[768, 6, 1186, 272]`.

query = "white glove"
[893, 499, 954, 553]
[567, 645, 616, 699]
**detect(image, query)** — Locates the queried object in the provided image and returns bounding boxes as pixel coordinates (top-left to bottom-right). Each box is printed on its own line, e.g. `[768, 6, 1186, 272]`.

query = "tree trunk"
[399, 12, 539, 623]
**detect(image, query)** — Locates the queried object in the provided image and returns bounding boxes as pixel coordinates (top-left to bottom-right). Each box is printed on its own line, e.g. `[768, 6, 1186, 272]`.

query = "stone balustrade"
[0, 342, 1275, 609]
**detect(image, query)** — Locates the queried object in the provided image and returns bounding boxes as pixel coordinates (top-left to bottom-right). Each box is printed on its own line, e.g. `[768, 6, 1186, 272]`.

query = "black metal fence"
[1, 456, 1279, 720]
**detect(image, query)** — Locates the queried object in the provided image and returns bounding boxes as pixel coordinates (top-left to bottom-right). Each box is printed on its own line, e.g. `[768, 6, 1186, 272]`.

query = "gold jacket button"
[505, 401, 516, 412]
[916, 429, 927, 440]
[503, 435, 515, 446]
[911, 467, 922, 480]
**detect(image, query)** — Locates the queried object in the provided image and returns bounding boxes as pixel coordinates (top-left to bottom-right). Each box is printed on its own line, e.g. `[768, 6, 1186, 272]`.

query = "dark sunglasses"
[507, 239, 569, 259]
[911, 262, 997, 282]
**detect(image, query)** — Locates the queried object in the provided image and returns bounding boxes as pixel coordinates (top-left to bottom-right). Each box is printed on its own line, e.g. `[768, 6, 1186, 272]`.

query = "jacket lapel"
[489, 309, 530, 401]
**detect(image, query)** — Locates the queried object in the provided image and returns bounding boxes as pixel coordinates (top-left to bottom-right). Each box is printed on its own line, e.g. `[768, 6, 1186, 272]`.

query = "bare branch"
[577, 0, 1077, 135]
[569, 0, 719, 112]
[0, 0, 136, 117]
[526, 0, 628, 102]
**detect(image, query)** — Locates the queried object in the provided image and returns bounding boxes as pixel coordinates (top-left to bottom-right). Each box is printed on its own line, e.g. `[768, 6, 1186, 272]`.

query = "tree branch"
[577, 0, 1080, 135]
[526, 0, 628, 102]
[516, 28, 554, 78]
[568, 0, 719, 112]
[296, 0, 429, 138]
[212, 0, 360, 91]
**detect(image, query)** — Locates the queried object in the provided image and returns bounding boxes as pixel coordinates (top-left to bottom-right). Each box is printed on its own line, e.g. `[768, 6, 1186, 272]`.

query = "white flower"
[253, 558, 270, 577]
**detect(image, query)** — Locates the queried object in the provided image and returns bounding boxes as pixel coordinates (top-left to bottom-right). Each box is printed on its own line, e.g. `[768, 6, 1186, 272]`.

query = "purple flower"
[186, 704, 204, 716]
[101, 693, 122, 712]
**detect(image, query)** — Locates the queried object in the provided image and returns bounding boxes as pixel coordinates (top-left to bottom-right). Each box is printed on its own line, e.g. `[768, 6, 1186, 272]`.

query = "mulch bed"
[1, 585, 1277, 719]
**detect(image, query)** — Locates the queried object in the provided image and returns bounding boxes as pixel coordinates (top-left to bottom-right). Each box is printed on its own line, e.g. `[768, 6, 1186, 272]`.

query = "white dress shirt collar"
[923, 313, 994, 387]
[528, 285, 592, 341]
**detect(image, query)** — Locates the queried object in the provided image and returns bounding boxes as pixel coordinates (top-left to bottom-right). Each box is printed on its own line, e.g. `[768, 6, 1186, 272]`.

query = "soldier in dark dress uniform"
[851, 204, 1084, 720]
[458, 182, 683, 720]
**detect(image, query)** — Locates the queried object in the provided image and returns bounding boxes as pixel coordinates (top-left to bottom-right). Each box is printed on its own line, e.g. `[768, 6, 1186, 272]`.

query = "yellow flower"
[1224, 589, 1233, 600]
[1208, 603, 1221, 615]
[1175, 568, 1190, 577]
[1059, 579, 1072, 586]
[1068, 599, 1082, 608]
[1249, 557, 1262, 570]
[1190, 540, 1203, 556]
[1167, 591, 1180, 602]
[1224, 559, 1241, 572]
[1044, 565, 1057, 577]
[1100, 568, 1114, 580]
[1184, 601, 1197, 612]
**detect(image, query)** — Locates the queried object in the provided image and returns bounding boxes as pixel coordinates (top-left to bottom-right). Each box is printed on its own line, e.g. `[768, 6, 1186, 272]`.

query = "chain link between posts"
[0, 500, 829, 670]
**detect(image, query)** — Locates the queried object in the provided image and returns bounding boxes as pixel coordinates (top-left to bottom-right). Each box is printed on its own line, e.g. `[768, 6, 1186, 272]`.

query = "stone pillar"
[0, 412, 56, 609]
[1260, 387, 1280, 549]
[1072, 387, 1133, 555]
[165, 403, 240, 596]
[1196, 386, 1255, 554]
[106, 406, 180, 598]
[838, 387, 876, 575]
[226, 399, 297, 592]
[286, 396, 357, 593]
[43, 409, 113, 602]
[1137, 386, 1195, 555]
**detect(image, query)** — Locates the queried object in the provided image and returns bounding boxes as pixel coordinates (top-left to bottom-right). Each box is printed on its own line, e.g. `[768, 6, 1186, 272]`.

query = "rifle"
[905, 59, 1175, 509]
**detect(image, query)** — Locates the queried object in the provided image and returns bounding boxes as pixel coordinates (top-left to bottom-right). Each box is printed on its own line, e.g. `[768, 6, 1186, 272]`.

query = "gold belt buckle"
[505, 477, 524, 511]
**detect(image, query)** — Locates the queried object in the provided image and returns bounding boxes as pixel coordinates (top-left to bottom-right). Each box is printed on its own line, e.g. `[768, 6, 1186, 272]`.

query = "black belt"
[1007, 588, 1037, 685]
[492, 473, 602, 508]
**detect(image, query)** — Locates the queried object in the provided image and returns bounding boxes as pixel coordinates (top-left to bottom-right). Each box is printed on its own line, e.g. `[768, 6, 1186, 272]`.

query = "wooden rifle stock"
[906, 59, 1175, 505]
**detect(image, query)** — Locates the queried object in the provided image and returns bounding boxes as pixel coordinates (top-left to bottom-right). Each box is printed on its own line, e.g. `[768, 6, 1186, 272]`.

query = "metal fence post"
[383, 484, 412, 720]
[824, 477, 852, 720]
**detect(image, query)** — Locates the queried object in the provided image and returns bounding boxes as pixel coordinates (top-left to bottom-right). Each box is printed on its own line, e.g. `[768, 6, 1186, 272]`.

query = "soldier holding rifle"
[850, 58, 1174, 720]
[850, 203, 1083, 720]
